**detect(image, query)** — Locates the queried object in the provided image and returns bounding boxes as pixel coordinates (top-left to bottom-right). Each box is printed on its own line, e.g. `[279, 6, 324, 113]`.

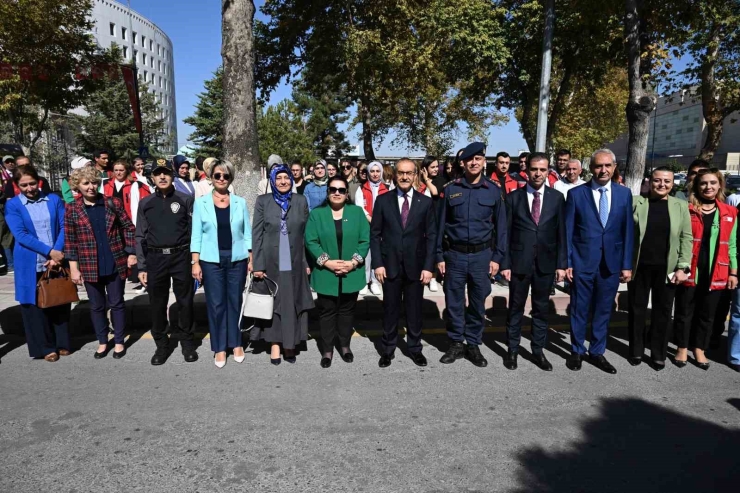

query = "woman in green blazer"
[628, 167, 693, 370]
[305, 176, 370, 368]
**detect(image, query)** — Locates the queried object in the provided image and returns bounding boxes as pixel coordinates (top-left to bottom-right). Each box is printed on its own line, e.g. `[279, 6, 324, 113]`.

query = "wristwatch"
[191, 260, 198, 265]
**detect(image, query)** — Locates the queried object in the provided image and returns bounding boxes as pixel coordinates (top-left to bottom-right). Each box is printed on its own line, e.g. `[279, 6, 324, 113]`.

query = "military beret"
[459, 142, 487, 161]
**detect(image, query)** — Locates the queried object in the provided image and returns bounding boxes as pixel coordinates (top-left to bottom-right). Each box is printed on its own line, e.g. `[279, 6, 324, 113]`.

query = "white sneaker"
[429, 279, 439, 292]
[359, 286, 370, 296]
[370, 283, 382, 296]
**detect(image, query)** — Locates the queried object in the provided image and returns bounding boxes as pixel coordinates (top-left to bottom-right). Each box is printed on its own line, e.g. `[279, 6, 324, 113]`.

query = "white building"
[606, 89, 740, 171]
[89, 0, 177, 154]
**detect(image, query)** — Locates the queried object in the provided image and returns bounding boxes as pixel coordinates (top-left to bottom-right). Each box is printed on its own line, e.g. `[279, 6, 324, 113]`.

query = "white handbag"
[241, 274, 279, 331]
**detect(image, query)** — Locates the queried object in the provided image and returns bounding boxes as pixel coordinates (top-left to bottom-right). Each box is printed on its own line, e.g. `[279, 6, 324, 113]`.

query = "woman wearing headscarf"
[304, 159, 329, 211]
[172, 155, 195, 196]
[250, 165, 314, 364]
[191, 160, 252, 368]
[354, 160, 388, 295]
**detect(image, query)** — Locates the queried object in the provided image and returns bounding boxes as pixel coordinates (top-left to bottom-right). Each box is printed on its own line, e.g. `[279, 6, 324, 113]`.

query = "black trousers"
[146, 250, 194, 350]
[627, 264, 675, 362]
[20, 302, 71, 358]
[316, 292, 358, 353]
[506, 266, 555, 354]
[674, 284, 723, 351]
[381, 269, 424, 354]
[711, 289, 732, 343]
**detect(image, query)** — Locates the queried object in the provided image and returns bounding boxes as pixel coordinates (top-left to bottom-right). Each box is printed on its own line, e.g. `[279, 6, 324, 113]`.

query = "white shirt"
[727, 193, 740, 207]
[397, 187, 413, 214]
[526, 184, 546, 214]
[114, 180, 125, 192]
[591, 180, 612, 215]
[554, 178, 585, 199]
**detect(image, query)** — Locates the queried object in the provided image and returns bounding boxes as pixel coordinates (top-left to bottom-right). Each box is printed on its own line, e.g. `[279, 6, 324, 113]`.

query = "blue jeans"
[201, 254, 247, 352]
[5, 247, 13, 269]
[728, 288, 740, 365]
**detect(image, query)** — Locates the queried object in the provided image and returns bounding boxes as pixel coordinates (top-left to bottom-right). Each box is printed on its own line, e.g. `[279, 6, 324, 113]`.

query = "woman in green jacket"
[305, 176, 370, 368]
[628, 167, 693, 370]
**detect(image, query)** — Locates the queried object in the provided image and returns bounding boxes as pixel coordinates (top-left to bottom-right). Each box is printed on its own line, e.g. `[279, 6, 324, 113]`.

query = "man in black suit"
[500, 152, 567, 371]
[370, 158, 437, 367]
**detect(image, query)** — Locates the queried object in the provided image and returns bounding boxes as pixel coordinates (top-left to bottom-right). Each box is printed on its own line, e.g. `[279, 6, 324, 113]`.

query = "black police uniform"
[136, 181, 196, 362]
[436, 142, 508, 365]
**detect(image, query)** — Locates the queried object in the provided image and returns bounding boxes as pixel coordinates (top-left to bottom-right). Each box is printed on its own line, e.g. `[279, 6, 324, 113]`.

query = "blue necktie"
[598, 187, 608, 228]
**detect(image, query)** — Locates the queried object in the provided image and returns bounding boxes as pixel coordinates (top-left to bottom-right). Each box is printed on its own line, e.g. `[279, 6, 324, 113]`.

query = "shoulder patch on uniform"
[449, 192, 463, 199]
[443, 181, 454, 188]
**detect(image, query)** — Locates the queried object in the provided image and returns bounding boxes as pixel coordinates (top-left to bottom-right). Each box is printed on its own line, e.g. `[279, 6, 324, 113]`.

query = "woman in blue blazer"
[190, 160, 252, 368]
[5, 166, 70, 361]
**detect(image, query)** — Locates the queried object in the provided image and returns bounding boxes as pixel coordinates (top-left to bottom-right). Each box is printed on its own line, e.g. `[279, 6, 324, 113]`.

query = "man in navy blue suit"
[564, 149, 634, 374]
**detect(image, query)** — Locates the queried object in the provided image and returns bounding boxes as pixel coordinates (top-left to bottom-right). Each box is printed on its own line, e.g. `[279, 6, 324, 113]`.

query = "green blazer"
[305, 204, 370, 296]
[631, 195, 693, 280]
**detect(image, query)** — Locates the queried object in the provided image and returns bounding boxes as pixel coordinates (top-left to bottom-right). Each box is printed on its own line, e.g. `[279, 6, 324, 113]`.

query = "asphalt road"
[1, 331, 739, 493]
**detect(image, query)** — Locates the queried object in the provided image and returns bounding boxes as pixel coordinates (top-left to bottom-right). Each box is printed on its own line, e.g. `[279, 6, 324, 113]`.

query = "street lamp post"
[535, 0, 555, 153]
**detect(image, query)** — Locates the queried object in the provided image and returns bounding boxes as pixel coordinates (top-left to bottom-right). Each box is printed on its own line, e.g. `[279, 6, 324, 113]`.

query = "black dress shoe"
[696, 361, 710, 371]
[320, 357, 332, 368]
[440, 341, 465, 364]
[729, 363, 740, 372]
[590, 354, 617, 374]
[628, 357, 642, 366]
[504, 350, 518, 370]
[182, 349, 199, 363]
[379, 353, 394, 368]
[341, 350, 354, 363]
[93, 350, 107, 360]
[532, 353, 553, 371]
[651, 360, 665, 371]
[409, 351, 427, 367]
[112, 348, 127, 359]
[465, 345, 488, 367]
[151, 352, 168, 366]
[271, 358, 281, 366]
[566, 353, 582, 371]
[673, 358, 688, 368]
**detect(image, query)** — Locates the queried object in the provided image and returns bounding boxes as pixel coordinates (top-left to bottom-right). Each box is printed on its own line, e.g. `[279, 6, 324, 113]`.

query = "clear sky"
[128, 0, 530, 157]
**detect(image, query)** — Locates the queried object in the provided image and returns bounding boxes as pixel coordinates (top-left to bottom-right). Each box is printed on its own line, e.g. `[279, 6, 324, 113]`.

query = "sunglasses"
[329, 187, 348, 195]
[213, 173, 231, 181]
[152, 170, 171, 176]
[359, 169, 368, 174]
[342, 165, 353, 170]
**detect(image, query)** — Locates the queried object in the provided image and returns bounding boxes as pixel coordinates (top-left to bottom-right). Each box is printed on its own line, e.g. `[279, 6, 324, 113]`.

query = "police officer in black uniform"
[436, 142, 508, 367]
[136, 159, 197, 365]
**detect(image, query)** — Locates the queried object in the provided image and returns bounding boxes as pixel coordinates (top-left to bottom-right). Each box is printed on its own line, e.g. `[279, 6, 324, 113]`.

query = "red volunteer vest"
[685, 201, 737, 290]
[361, 181, 389, 216]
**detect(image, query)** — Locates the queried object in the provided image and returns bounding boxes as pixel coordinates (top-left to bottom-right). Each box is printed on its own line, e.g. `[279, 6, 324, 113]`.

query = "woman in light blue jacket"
[190, 160, 252, 368]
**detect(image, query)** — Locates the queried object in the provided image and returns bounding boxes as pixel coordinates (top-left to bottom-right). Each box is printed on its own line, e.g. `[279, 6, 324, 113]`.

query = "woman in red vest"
[673, 169, 738, 370]
[354, 161, 388, 295]
[103, 160, 152, 226]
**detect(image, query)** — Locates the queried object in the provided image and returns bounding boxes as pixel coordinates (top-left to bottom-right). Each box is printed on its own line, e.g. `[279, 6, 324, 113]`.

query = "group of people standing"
[4, 144, 740, 374]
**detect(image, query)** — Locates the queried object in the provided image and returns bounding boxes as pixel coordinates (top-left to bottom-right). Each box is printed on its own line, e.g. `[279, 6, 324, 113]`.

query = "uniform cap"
[153, 158, 174, 173]
[459, 142, 487, 161]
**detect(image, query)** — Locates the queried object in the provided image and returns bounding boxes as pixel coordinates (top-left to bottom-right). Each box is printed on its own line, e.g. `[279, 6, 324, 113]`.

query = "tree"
[0, 0, 113, 153]
[74, 64, 167, 160]
[255, 0, 509, 159]
[257, 100, 317, 164]
[222, 0, 261, 211]
[184, 67, 224, 159]
[667, 0, 740, 161]
[291, 79, 352, 159]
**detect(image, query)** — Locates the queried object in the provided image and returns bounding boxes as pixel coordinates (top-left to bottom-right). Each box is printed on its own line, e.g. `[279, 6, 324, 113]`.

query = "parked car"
[726, 175, 740, 193]
[673, 173, 687, 187]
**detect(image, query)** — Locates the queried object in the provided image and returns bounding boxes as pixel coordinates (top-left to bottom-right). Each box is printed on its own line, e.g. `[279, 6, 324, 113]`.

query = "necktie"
[401, 195, 409, 229]
[532, 191, 541, 225]
[598, 187, 608, 227]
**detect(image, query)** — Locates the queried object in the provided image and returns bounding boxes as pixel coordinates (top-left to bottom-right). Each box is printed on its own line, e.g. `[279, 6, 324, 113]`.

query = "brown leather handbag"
[37, 267, 79, 309]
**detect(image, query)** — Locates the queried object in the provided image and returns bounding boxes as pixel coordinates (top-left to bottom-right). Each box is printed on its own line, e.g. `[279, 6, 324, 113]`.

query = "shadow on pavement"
[0, 335, 23, 363]
[512, 397, 740, 492]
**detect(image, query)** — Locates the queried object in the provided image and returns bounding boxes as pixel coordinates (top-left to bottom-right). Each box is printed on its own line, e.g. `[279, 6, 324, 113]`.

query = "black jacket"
[370, 189, 437, 279]
[503, 186, 567, 274]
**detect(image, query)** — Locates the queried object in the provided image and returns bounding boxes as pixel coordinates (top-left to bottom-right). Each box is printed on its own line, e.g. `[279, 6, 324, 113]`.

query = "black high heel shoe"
[340, 349, 354, 363]
[320, 357, 332, 368]
[696, 361, 710, 370]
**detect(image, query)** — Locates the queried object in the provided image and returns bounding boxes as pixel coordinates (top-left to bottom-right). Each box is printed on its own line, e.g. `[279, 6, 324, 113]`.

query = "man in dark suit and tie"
[370, 158, 437, 367]
[564, 149, 634, 374]
[500, 152, 567, 371]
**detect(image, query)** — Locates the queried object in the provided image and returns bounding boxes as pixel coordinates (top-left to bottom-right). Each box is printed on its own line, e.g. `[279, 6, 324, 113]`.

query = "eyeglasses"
[213, 173, 231, 181]
[328, 187, 347, 195]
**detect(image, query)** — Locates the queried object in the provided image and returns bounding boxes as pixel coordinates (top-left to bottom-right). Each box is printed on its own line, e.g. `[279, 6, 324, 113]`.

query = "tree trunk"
[222, 0, 261, 215]
[546, 62, 575, 151]
[359, 98, 375, 160]
[623, 0, 653, 194]
[520, 95, 536, 152]
[698, 28, 722, 163]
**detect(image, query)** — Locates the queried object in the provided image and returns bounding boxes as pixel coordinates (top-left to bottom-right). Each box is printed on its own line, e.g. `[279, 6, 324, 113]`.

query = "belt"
[448, 242, 490, 254]
[149, 244, 189, 255]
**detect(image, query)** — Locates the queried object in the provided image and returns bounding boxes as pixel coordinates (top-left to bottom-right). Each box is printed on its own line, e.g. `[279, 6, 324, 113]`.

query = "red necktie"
[532, 191, 541, 225]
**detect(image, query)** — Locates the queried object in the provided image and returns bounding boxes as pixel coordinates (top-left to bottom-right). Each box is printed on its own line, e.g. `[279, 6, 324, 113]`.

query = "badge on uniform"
[723, 216, 733, 222]
[171, 203, 181, 213]
[449, 192, 463, 199]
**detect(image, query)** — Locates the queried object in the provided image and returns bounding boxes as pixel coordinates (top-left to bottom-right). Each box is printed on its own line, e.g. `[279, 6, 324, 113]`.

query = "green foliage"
[255, 0, 510, 156]
[74, 48, 167, 161]
[257, 100, 317, 164]
[291, 79, 352, 159]
[0, 0, 114, 150]
[183, 67, 224, 159]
